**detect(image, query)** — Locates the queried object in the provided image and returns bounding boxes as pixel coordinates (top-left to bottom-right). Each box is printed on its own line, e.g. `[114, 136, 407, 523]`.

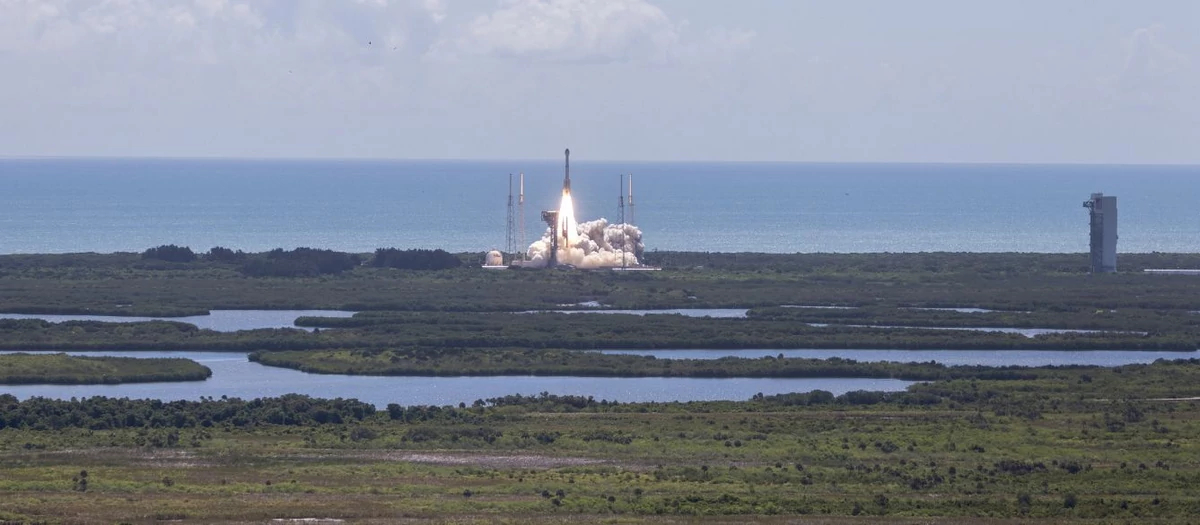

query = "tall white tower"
[1083, 193, 1117, 273]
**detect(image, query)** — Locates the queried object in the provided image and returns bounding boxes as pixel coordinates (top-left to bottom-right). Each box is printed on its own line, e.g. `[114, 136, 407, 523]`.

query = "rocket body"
[563, 148, 571, 193]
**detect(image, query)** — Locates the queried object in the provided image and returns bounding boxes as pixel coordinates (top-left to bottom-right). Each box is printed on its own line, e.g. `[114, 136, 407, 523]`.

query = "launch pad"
[487, 148, 652, 270]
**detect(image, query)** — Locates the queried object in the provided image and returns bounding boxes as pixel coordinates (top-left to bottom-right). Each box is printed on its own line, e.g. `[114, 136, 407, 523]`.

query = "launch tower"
[1083, 193, 1117, 273]
[541, 210, 559, 267]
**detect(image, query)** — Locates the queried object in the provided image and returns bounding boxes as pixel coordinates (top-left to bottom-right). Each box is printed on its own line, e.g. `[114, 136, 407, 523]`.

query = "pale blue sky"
[2, 0, 1197, 163]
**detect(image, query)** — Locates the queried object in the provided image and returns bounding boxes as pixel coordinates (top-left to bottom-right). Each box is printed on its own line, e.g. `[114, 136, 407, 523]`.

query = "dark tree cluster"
[0, 394, 375, 431]
[240, 248, 362, 277]
[371, 248, 462, 270]
[141, 245, 197, 263]
[205, 246, 247, 263]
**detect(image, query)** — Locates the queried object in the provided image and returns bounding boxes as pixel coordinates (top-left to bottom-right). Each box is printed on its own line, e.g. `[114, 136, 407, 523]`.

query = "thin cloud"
[427, 0, 681, 63]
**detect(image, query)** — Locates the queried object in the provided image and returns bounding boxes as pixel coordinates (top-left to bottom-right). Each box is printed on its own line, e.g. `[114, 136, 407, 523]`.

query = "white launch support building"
[1083, 193, 1117, 273]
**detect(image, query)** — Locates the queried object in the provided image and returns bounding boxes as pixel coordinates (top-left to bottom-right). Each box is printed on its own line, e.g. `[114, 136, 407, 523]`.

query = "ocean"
[0, 157, 1197, 255]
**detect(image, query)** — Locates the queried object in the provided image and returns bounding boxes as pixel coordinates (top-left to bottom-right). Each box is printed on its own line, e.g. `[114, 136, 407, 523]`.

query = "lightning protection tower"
[618, 174, 626, 269]
[518, 173, 526, 260]
[628, 172, 635, 227]
[1082, 193, 1117, 273]
[506, 174, 516, 258]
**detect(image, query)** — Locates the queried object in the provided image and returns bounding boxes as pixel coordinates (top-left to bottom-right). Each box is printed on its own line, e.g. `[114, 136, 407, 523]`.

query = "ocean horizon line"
[2, 155, 1199, 169]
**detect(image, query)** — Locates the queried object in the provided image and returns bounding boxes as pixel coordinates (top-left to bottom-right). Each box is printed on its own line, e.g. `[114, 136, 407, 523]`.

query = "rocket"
[563, 148, 571, 193]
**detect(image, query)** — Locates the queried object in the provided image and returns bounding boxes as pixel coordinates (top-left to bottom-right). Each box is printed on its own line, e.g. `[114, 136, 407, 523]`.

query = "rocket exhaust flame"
[559, 189, 577, 248]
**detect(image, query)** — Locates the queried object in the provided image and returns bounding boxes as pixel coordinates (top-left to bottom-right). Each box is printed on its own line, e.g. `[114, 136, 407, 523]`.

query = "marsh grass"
[0, 353, 211, 384]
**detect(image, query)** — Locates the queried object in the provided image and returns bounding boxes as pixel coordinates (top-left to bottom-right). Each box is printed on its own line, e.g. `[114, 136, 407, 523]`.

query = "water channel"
[2, 309, 1185, 407]
[0, 351, 912, 407]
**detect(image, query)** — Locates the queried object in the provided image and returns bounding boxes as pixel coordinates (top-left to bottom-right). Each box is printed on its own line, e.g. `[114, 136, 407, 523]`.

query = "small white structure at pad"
[483, 250, 505, 268]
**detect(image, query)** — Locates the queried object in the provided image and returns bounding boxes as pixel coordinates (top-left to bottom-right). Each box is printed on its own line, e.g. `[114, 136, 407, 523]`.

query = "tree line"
[139, 245, 461, 276]
[0, 394, 375, 431]
[249, 347, 1062, 381]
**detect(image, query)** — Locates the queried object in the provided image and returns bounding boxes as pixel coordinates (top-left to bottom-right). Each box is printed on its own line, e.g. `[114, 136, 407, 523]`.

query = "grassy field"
[0, 353, 211, 384]
[2, 251, 1200, 316]
[1, 360, 1199, 523]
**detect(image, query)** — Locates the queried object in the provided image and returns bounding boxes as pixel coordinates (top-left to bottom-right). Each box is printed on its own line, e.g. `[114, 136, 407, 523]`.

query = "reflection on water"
[903, 307, 1002, 313]
[597, 349, 1200, 367]
[808, 323, 1146, 338]
[523, 309, 749, 318]
[0, 310, 356, 332]
[0, 351, 912, 407]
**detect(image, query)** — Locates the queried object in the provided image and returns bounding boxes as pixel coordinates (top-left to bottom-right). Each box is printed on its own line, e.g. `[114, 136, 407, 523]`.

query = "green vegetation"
[371, 247, 463, 270]
[4, 250, 1200, 521]
[2, 360, 1200, 522]
[3, 251, 1200, 316]
[292, 310, 1197, 350]
[0, 353, 211, 384]
[748, 305, 1200, 333]
[1, 304, 1196, 356]
[247, 347, 1080, 380]
[141, 244, 197, 263]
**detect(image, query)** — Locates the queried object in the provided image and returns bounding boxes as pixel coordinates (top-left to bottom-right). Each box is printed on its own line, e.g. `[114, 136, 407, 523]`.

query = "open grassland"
[2, 360, 1200, 523]
[0, 353, 211, 385]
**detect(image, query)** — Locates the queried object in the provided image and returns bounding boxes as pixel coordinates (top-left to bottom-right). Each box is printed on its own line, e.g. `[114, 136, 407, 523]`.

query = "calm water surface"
[2, 158, 1198, 254]
[0, 351, 912, 407]
[809, 323, 1144, 338]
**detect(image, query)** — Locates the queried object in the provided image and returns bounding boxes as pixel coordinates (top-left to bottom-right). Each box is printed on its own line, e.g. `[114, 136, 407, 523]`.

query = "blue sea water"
[0, 157, 1197, 254]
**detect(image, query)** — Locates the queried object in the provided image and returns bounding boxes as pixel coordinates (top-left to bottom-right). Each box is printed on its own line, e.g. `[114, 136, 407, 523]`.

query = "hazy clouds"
[1, 0, 1197, 163]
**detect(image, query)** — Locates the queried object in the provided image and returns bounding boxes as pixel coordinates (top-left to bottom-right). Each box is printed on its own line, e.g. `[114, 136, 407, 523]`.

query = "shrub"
[142, 245, 196, 263]
[371, 248, 462, 270]
[206, 246, 245, 263]
[1063, 493, 1078, 509]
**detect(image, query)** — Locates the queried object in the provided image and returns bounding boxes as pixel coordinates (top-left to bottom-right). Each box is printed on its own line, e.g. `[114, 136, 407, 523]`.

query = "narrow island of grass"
[0, 353, 212, 385]
[6, 311, 1194, 352]
[249, 347, 1080, 381]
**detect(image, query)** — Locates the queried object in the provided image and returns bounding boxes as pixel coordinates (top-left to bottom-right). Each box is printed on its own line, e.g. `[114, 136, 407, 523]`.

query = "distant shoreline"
[3, 155, 1200, 168]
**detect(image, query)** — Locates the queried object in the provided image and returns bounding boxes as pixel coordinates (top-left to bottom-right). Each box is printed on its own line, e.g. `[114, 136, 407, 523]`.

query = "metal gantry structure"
[518, 172, 525, 261]
[628, 172, 634, 228]
[618, 174, 626, 269]
[505, 174, 516, 258]
[541, 210, 559, 267]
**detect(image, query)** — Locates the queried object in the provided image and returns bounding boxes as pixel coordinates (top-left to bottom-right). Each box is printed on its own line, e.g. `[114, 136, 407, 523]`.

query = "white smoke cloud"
[527, 219, 644, 268]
